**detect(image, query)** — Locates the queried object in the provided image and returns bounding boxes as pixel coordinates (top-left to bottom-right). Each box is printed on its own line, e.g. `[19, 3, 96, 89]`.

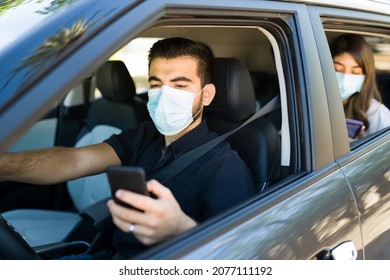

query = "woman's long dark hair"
[330, 34, 381, 129]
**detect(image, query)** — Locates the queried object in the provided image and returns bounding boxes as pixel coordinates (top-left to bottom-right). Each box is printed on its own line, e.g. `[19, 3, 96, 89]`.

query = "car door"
[123, 0, 362, 260]
[7, 108, 58, 153]
[310, 5, 390, 259]
[0, 80, 90, 213]
[7, 82, 88, 153]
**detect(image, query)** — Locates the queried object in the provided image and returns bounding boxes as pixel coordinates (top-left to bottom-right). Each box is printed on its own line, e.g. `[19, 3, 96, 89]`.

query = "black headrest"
[96, 61, 136, 103]
[205, 58, 256, 121]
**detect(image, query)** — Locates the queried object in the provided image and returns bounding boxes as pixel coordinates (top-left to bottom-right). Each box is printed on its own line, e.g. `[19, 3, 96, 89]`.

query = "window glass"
[110, 38, 162, 94]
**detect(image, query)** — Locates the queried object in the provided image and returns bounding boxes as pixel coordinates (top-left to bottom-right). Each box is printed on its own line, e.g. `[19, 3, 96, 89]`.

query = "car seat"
[250, 71, 281, 130]
[205, 58, 280, 191]
[2, 60, 149, 247]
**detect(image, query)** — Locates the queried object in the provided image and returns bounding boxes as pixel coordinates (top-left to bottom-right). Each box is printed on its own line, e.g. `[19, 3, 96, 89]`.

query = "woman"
[330, 34, 390, 138]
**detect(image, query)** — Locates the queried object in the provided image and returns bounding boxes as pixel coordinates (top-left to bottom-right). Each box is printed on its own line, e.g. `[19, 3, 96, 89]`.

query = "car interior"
[1, 17, 390, 259]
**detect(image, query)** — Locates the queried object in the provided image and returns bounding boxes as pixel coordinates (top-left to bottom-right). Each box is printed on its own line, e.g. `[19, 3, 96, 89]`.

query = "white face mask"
[336, 72, 365, 101]
[147, 85, 203, 136]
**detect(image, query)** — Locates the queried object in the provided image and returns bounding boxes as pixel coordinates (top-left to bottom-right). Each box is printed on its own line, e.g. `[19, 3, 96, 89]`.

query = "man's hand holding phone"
[106, 167, 197, 246]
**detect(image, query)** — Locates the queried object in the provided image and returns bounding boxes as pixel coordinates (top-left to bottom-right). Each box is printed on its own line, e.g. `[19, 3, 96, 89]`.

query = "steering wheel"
[0, 215, 40, 260]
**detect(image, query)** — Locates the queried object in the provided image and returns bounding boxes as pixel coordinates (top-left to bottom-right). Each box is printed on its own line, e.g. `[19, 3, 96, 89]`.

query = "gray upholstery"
[205, 58, 280, 190]
[3, 61, 147, 247]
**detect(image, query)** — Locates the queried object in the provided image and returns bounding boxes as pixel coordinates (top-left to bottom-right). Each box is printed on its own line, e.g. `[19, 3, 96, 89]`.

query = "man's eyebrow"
[148, 76, 192, 83]
[171, 76, 192, 83]
[148, 76, 161, 83]
[148, 76, 193, 83]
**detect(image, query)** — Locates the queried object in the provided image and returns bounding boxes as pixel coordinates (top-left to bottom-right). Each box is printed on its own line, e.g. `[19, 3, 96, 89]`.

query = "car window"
[323, 21, 390, 144]
[110, 38, 162, 94]
[4, 15, 300, 202]
[113, 22, 300, 184]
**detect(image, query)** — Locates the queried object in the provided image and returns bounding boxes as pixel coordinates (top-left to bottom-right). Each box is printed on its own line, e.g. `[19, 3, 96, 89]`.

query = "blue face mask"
[336, 72, 365, 101]
[147, 85, 203, 136]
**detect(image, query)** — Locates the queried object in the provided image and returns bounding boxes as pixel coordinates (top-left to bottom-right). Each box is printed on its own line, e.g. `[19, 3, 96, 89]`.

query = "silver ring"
[129, 223, 135, 233]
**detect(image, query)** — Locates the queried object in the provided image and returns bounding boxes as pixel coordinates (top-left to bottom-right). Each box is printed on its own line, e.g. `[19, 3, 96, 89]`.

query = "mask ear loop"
[192, 105, 203, 120]
[191, 85, 207, 120]
[195, 85, 206, 97]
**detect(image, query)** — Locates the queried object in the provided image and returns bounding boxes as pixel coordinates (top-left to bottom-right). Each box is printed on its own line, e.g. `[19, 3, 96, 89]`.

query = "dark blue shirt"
[104, 120, 255, 258]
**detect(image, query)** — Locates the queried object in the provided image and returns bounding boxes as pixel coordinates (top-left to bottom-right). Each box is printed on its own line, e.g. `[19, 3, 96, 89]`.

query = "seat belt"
[153, 95, 281, 182]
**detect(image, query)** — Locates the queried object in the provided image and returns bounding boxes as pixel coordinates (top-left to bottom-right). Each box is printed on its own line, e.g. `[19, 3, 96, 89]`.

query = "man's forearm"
[0, 146, 78, 185]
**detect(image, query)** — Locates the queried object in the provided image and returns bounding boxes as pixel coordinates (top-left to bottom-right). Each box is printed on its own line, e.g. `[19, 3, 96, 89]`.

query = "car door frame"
[309, 4, 390, 260]
[117, 0, 361, 260]
[0, 0, 362, 259]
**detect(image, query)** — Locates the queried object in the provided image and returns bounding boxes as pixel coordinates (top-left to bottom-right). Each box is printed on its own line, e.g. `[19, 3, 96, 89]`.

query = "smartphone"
[346, 118, 364, 139]
[106, 166, 149, 209]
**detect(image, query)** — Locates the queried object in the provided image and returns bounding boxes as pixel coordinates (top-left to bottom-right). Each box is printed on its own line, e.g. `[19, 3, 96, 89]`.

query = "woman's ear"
[202, 83, 216, 106]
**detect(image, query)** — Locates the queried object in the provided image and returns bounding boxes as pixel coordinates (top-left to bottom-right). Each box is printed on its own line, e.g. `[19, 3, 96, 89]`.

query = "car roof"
[275, 0, 389, 15]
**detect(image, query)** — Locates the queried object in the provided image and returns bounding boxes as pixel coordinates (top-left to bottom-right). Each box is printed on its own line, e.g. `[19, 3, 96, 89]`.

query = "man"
[0, 37, 255, 258]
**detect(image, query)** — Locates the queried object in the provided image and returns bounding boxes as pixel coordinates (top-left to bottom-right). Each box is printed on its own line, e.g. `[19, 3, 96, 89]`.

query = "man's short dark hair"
[148, 37, 214, 86]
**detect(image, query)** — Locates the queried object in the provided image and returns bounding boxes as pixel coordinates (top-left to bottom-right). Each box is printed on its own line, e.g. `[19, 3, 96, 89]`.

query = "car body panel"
[278, 0, 390, 16]
[141, 166, 362, 259]
[339, 136, 390, 259]
[311, 4, 390, 260]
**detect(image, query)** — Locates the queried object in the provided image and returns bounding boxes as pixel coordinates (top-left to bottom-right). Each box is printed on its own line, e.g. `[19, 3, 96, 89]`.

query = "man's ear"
[202, 83, 216, 106]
